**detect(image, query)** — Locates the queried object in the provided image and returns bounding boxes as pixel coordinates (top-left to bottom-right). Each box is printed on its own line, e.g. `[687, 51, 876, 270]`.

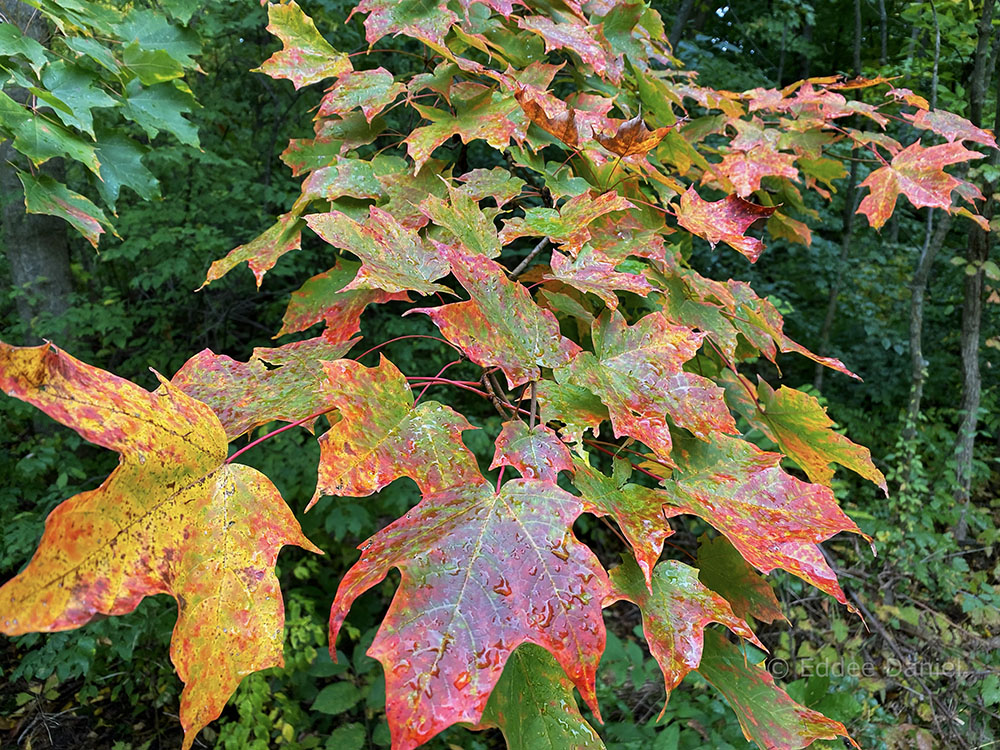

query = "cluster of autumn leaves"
[1, 0, 996, 749]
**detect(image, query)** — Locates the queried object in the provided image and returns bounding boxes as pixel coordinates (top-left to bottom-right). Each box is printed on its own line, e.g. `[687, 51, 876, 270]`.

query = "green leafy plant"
[1, 1, 994, 749]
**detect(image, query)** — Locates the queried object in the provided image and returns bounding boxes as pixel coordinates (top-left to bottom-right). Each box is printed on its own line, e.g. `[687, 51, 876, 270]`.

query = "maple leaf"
[409, 247, 581, 388]
[608, 556, 763, 716]
[299, 154, 387, 204]
[515, 88, 586, 148]
[317, 67, 404, 122]
[477, 643, 605, 750]
[517, 16, 622, 83]
[275, 259, 410, 340]
[725, 282, 860, 379]
[904, 109, 997, 148]
[280, 132, 346, 177]
[572, 459, 674, 587]
[201, 212, 302, 288]
[171, 335, 355, 439]
[490, 420, 573, 482]
[0, 342, 320, 750]
[558, 310, 737, 465]
[546, 246, 653, 309]
[887, 86, 930, 109]
[752, 381, 887, 493]
[661, 434, 864, 605]
[700, 630, 858, 750]
[499, 191, 634, 255]
[352, 0, 458, 46]
[675, 187, 777, 262]
[304, 208, 451, 295]
[711, 144, 799, 197]
[456, 167, 526, 208]
[311, 356, 482, 506]
[857, 140, 985, 230]
[536, 381, 608, 444]
[377, 159, 450, 229]
[407, 84, 523, 171]
[696, 535, 785, 624]
[595, 113, 672, 158]
[254, 1, 351, 89]
[419, 183, 503, 258]
[329, 479, 609, 750]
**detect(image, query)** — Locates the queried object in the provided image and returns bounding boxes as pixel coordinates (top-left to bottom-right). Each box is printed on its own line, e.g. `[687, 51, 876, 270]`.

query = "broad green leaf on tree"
[311, 356, 482, 505]
[304, 208, 452, 295]
[457, 167, 527, 208]
[329, 479, 608, 750]
[699, 630, 858, 750]
[535, 381, 609, 445]
[419, 183, 504, 258]
[748, 380, 887, 492]
[477, 643, 606, 750]
[353, 0, 459, 46]
[17, 171, 112, 248]
[499, 191, 634, 256]
[0, 342, 320, 750]
[0, 1, 203, 241]
[607, 556, 763, 714]
[546, 246, 653, 309]
[406, 85, 524, 171]
[318, 68, 405, 122]
[696, 535, 785, 624]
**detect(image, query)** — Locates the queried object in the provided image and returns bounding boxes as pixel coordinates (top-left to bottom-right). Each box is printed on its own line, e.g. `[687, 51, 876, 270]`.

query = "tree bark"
[853, 0, 862, 76]
[813, 153, 860, 392]
[953, 0, 998, 541]
[898, 210, 952, 489]
[878, 0, 888, 66]
[669, 0, 698, 51]
[0, 0, 74, 345]
[898, 0, 946, 489]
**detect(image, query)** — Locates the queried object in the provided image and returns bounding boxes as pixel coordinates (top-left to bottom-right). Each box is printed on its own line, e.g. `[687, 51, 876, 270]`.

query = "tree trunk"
[0, 0, 74, 345]
[878, 0, 888, 66]
[669, 0, 698, 50]
[853, 0, 862, 75]
[953, 0, 998, 541]
[898, 1, 946, 490]
[898, 210, 952, 489]
[813, 155, 859, 392]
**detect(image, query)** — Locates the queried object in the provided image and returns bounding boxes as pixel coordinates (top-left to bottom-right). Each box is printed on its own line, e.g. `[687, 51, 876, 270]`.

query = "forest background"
[0, 0, 998, 749]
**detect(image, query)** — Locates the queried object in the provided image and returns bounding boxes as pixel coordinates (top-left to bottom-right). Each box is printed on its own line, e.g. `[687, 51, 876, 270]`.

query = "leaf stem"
[404, 377, 490, 399]
[413, 360, 464, 404]
[582, 439, 665, 482]
[354, 334, 462, 361]
[528, 381, 537, 430]
[226, 406, 337, 465]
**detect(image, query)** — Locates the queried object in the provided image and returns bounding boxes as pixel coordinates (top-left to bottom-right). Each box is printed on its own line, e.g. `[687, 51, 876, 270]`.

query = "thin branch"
[509, 237, 550, 279]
